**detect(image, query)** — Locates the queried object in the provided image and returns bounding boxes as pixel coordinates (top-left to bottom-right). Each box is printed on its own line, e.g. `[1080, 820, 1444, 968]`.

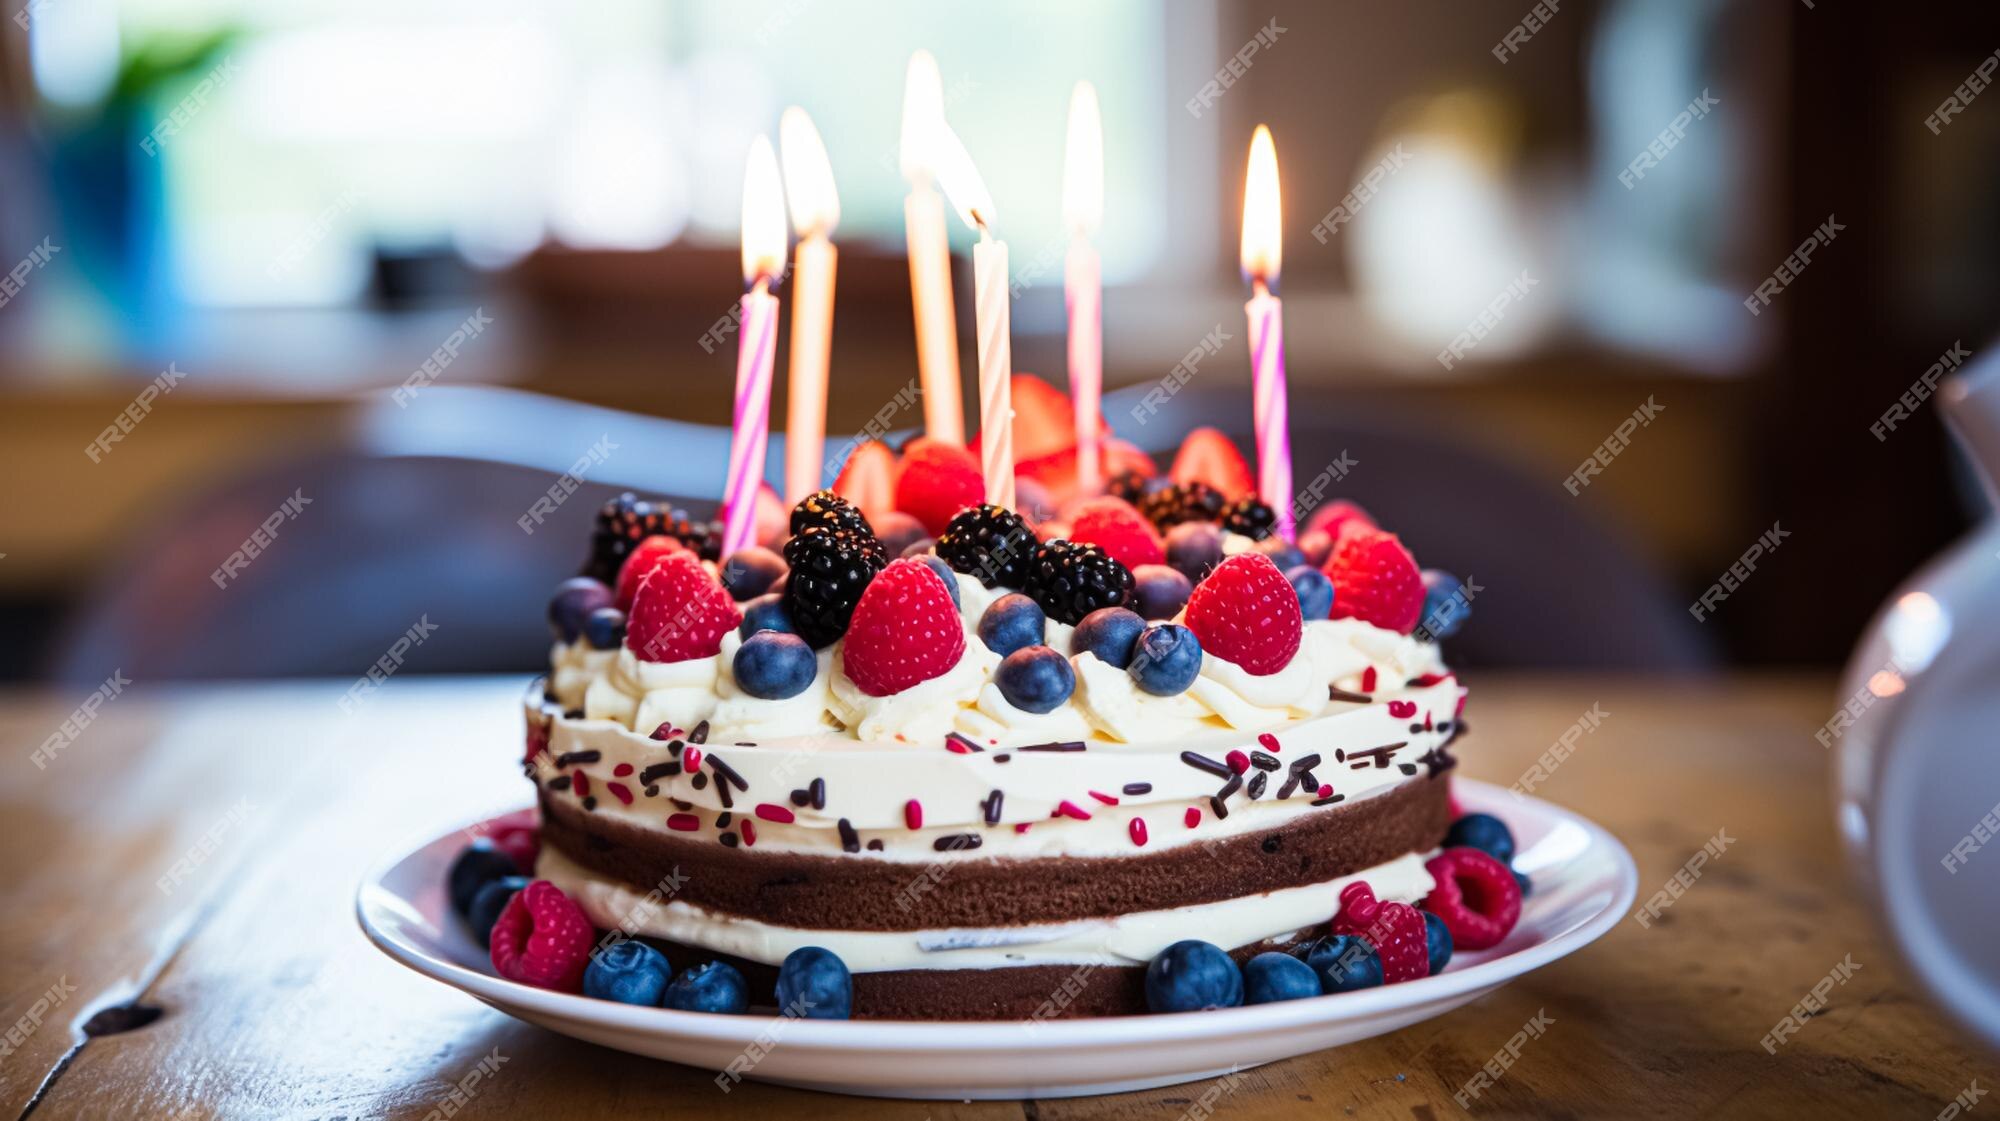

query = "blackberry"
[781, 527, 886, 648]
[1222, 497, 1278, 540]
[935, 504, 1035, 589]
[1139, 482, 1226, 531]
[1024, 540, 1134, 625]
[790, 489, 872, 538]
[1106, 470, 1151, 505]
[585, 493, 709, 584]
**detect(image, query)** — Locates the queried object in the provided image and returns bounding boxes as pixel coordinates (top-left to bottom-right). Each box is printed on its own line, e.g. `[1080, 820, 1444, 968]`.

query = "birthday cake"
[447, 382, 1523, 1021]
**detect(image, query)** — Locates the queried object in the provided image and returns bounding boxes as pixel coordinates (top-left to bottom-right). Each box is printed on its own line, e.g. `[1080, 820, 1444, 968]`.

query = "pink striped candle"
[1240, 125, 1294, 542]
[721, 136, 787, 556]
[1063, 81, 1104, 495]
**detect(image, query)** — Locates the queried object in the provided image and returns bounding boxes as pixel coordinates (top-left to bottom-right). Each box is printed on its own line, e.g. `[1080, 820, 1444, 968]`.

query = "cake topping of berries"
[842, 557, 966, 696]
[782, 526, 887, 648]
[488, 880, 594, 992]
[790, 489, 872, 538]
[935, 504, 1035, 589]
[585, 492, 711, 583]
[1421, 848, 1523, 951]
[1325, 527, 1424, 634]
[1023, 539, 1134, 625]
[614, 535, 688, 611]
[1332, 881, 1429, 983]
[1183, 553, 1302, 675]
[625, 551, 742, 663]
[1068, 496, 1166, 570]
[894, 437, 986, 535]
[1139, 481, 1226, 531]
[1221, 496, 1278, 540]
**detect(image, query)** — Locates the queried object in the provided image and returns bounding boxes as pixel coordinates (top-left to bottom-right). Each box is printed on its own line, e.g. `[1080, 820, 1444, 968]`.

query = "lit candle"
[931, 122, 1014, 510]
[1240, 124, 1293, 542]
[720, 136, 788, 557]
[779, 106, 839, 504]
[1063, 80, 1105, 496]
[900, 50, 965, 446]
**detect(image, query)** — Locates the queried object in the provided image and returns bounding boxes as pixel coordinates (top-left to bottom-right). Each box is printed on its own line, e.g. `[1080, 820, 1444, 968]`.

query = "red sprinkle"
[1411, 672, 1454, 687]
[1457, 693, 1468, 716]
[740, 820, 757, 846]
[1425, 712, 1434, 731]
[1257, 733, 1281, 753]
[1129, 817, 1148, 846]
[1317, 783, 1334, 798]
[1088, 790, 1119, 805]
[683, 747, 703, 773]
[613, 763, 634, 777]
[1226, 750, 1251, 775]
[1053, 800, 1092, 821]
[607, 782, 633, 806]
[1184, 807, 1201, 828]
[571, 772, 591, 798]
[755, 803, 795, 824]
[1361, 667, 1378, 693]
[945, 739, 971, 754]
[1388, 700, 1417, 719]
[1014, 822, 1032, 834]
[666, 813, 699, 832]
[904, 800, 924, 830]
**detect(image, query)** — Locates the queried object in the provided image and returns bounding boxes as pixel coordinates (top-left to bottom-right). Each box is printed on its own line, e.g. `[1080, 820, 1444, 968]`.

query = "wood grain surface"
[0, 674, 1988, 1119]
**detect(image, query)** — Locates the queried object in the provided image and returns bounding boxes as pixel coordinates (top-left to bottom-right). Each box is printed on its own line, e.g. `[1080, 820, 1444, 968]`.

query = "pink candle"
[1240, 125, 1294, 542]
[721, 137, 787, 556]
[1063, 81, 1105, 495]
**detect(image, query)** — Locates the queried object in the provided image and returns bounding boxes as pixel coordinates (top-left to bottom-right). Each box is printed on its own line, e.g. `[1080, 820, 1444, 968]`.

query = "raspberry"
[614, 535, 688, 611]
[624, 552, 742, 663]
[1333, 881, 1429, 983]
[842, 557, 966, 696]
[1325, 528, 1424, 634]
[1304, 499, 1376, 542]
[894, 437, 986, 535]
[1183, 553, 1302, 675]
[1421, 848, 1523, 951]
[489, 880, 594, 992]
[489, 823, 540, 874]
[1068, 497, 1165, 570]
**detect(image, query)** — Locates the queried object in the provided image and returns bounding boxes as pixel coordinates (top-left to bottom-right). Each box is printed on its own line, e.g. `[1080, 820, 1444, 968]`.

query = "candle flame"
[741, 135, 787, 285]
[931, 121, 997, 232]
[779, 106, 840, 239]
[1240, 124, 1282, 284]
[899, 49, 945, 184]
[1062, 81, 1103, 238]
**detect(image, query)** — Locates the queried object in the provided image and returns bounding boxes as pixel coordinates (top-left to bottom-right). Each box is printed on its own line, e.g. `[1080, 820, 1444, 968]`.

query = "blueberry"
[720, 547, 788, 601]
[995, 645, 1075, 713]
[1244, 951, 1321, 1004]
[1422, 910, 1454, 975]
[1071, 607, 1146, 669]
[775, 946, 851, 1019]
[1417, 569, 1468, 640]
[583, 606, 626, 649]
[1303, 934, 1383, 993]
[918, 554, 962, 609]
[1252, 537, 1307, 570]
[1164, 522, 1224, 584]
[901, 536, 938, 559]
[1297, 528, 1335, 568]
[1131, 564, 1194, 620]
[447, 839, 522, 920]
[738, 593, 796, 639]
[734, 631, 817, 700]
[1129, 623, 1202, 696]
[874, 512, 930, 558]
[663, 960, 749, 1014]
[1444, 813, 1515, 865]
[1145, 940, 1244, 1012]
[1514, 869, 1533, 898]
[548, 577, 614, 643]
[978, 593, 1047, 657]
[585, 940, 673, 1006]
[466, 875, 528, 949]
[1285, 565, 1334, 621]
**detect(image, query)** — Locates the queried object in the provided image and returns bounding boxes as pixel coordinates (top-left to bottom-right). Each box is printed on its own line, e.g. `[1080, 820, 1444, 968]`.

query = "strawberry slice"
[895, 437, 986, 535]
[833, 440, 898, 525]
[1170, 427, 1255, 501]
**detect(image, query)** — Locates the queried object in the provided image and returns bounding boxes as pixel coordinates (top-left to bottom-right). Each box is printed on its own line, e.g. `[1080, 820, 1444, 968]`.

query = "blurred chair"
[53, 384, 1709, 685]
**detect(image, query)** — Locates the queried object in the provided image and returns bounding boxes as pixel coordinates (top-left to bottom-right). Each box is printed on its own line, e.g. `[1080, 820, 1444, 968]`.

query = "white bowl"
[356, 778, 1635, 1099]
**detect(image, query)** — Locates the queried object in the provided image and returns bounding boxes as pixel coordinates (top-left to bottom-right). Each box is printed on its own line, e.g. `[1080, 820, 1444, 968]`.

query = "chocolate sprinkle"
[708, 754, 750, 791]
[994, 753, 1012, 764]
[548, 775, 572, 792]
[1180, 751, 1233, 780]
[984, 790, 1004, 825]
[1019, 741, 1085, 753]
[1247, 771, 1268, 800]
[1409, 723, 1426, 734]
[554, 750, 601, 768]
[671, 798, 692, 811]
[1250, 751, 1282, 772]
[719, 831, 739, 848]
[1276, 773, 1301, 800]
[866, 839, 885, 851]
[935, 833, 983, 852]
[644, 785, 660, 798]
[1217, 774, 1242, 801]
[1289, 753, 1323, 774]
[581, 796, 597, 811]
[688, 721, 710, 744]
[715, 778, 733, 808]
[809, 778, 827, 811]
[789, 789, 811, 807]
[1328, 687, 1373, 705]
[1299, 769, 1320, 791]
[837, 818, 860, 853]
[639, 762, 682, 784]
[668, 740, 684, 757]
[715, 812, 733, 828]
[1209, 795, 1230, 820]
[1398, 762, 1419, 776]
[1312, 793, 1346, 806]
[1122, 782, 1153, 796]
[691, 772, 709, 790]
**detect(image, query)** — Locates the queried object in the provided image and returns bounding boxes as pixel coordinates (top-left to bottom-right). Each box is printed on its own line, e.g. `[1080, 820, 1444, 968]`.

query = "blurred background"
[1, 0, 1994, 685]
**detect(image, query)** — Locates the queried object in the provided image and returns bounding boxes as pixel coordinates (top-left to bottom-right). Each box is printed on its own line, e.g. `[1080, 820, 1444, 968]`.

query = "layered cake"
[493, 413, 1506, 1020]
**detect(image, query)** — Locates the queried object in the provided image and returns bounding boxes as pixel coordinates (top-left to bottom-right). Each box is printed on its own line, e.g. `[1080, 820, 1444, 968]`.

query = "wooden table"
[0, 674, 1987, 1119]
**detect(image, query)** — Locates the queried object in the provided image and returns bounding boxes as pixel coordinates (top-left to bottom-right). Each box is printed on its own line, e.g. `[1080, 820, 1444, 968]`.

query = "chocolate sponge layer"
[540, 772, 1449, 930]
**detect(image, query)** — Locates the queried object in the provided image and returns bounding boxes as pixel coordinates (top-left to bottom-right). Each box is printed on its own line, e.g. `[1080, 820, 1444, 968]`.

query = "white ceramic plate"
[356, 779, 1635, 1099]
